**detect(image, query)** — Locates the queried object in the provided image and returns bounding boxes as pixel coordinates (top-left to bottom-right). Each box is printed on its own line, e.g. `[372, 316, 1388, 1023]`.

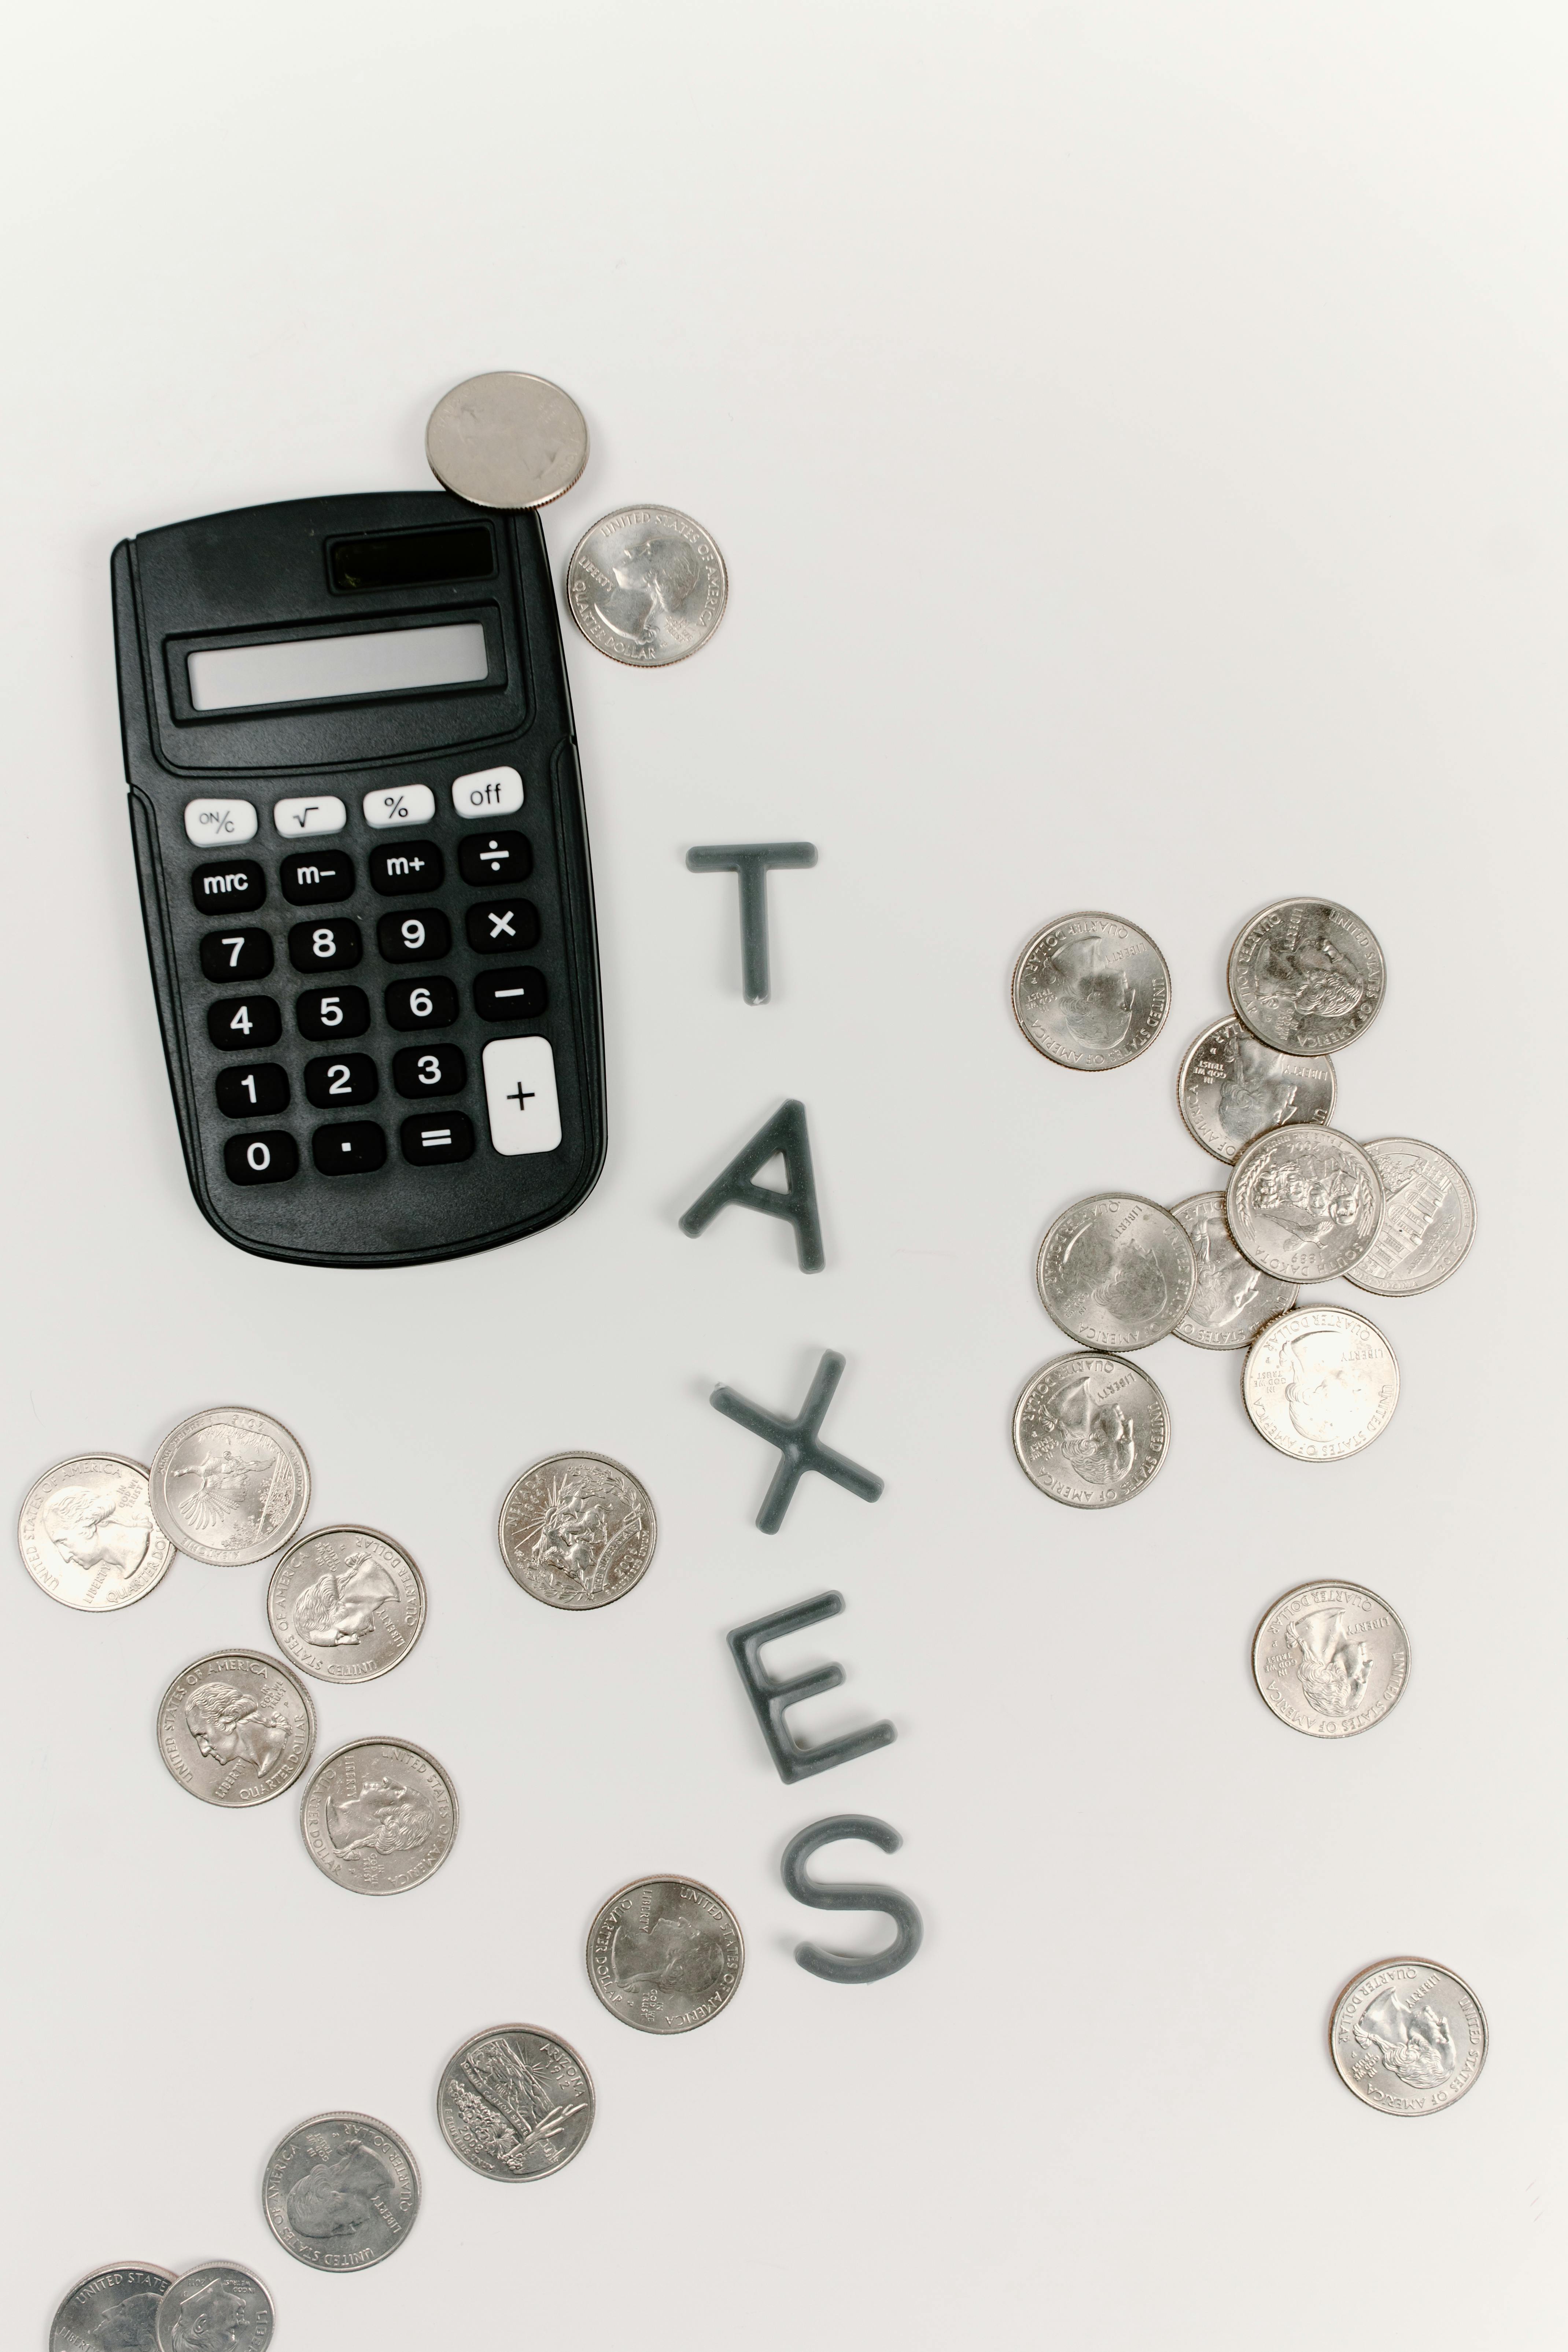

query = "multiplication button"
[401, 1112, 475, 1165]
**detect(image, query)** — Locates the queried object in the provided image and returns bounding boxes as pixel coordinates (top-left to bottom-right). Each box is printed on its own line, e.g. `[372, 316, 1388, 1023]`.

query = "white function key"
[483, 1037, 561, 1156]
[363, 784, 436, 829]
[272, 794, 347, 837]
[183, 797, 257, 848]
[452, 765, 524, 818]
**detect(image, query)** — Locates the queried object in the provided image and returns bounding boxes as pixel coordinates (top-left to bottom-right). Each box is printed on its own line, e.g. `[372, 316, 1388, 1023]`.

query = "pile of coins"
[1010, 897, 1476, 1505]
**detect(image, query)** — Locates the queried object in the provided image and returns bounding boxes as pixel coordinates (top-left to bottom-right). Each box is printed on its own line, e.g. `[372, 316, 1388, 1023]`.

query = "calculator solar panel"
[111, 491, 606, 1268]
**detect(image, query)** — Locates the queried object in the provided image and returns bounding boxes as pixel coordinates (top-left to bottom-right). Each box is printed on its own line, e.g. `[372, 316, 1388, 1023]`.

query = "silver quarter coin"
[262, 2111, 420, 2271]
[1252, 1581, 1410, 1737]
[1345, 1137, 1477, 1297]
[437, 2024, 595, 2181]
[498, 1452, 657, 1610]
[154, 2263, 273, 2352]
[1242, 1305, 1399, 1462]
[1011, 912, 1170, 1071]
[147, 1407, 310, 1567]
[1226, 1126, 1383, 1282]
[267, 1526, 427, 1683]
[299, 1736, 457, 1896]
[567, 506, 727, 666]
[1169, 1193, 1297, 1350]
[425, 371, 588, 509]
[1329, 1958, 1487, 2116]
[18, 1455, 174, 1611]
[156, 1650, 315, 1807]
[1035, 1193, 1196, 1351]
[1228, 897, 1386, 1054]
[1012, 1353, 1171, 1508]
[587, 1876, 746, 2034]
[1176, 1015, 1336, 1164]
[51, 2262, 175, 2351]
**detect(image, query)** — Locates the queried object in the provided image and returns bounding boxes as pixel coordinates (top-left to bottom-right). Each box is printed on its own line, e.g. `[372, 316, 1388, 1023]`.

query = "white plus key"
[482, 1038, 561, 1155]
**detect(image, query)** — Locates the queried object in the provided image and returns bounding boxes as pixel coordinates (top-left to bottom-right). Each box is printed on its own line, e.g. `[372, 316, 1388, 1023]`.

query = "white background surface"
[3, 5, 1565, 2345]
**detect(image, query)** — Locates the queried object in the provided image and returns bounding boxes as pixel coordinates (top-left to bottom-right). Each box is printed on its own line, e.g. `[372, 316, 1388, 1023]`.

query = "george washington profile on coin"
[292, 1551, 400, 1650]
[184, 1680, 292, 1781]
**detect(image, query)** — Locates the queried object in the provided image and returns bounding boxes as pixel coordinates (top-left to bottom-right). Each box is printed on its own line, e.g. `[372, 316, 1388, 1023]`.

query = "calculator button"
[482, 1037, 562, 1154]
[272, 794, 347, 837]
[312, 1122, 388, 1174]
[223, 1131, 299, 1185]
[199, 928, 274, 982]
[296, 986, 371, 1040]
[184, 798, 258, 848]
[191, 859, 265, 914]
[215, 1064, 290, 1118]
[289, 918, 362, 972]
[304, 1052, 379, 1108]
[207, 996, 283, 1050]
[363, 785, 436, 828]
[377, 908, 453, 963]
[465, 898, 540, 954]
[458, 830, 532, 887]
[392, 1044, 467, 1097]
[385, 975, 460, 1030]
[369, 840, 446, 894]
[452, 764, 524, 818]
[280, 849, 356, 904]
[401, 1112, 476, 1164]
[473, 967, 548, 1021]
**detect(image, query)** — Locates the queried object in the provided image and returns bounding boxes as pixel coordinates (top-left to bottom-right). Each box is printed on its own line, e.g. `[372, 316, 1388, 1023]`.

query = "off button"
[452, 765, 524, 817]
[482, 1037, 561, 1155]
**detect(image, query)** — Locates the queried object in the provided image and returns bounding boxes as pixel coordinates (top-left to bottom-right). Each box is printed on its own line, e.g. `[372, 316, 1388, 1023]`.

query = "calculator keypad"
[209, 996, 282, 1050]
[296, 987, 371, 1040]
[377, 909, 452, 963]
[289, 918, 362, 972]
[304, 1053, 379, 1108]
[200, 928, 274, 982]
[216, 1064, 290, 1117]
[313, 1122, 388, 1174]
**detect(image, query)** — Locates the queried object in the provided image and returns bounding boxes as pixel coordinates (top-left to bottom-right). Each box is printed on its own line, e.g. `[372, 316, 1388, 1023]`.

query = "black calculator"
[111, 491, 605, 1268]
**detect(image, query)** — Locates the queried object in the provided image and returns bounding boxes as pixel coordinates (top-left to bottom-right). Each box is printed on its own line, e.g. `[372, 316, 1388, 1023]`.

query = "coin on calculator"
[1035, 1194, 1196, 1351]
[154, 2262, 273, 2352]
[1169, 1193, 1297, 1350]
[1011, 912, 1170, 1071]
[1242, 1305, 1399, 1462]
[1328, 1958, 1487, 2115]
[51, 2263, 175, 2352]
[299, 1736, 457, 1895]
[1252, 1581, 1410, 1737]
[1012, 1352, 1171, 1507]
[262, 2112, 420, 2270]
[18, 1454, 174, 1611]
[1226, 1127, 1384, 1282]
[437, 2025, 595, 2180]
[267, 1525, 426, 1682]
[147, 1406, 310, 1566]
[156, 1650, 315, 1806]
[1345, 1137, 1477, 1297]
[587, 1877, 746, 2034]
[1176, 1014, 1336, 1164]
[566, 506, 727, 666]
[1228, 897, 1386, 1055]
[498, 1452, 657, 1610]
[425, 371, 589, 508]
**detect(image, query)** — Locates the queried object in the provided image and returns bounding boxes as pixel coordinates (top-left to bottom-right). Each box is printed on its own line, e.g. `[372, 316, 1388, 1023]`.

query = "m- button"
[482, 1037, 561, 1155]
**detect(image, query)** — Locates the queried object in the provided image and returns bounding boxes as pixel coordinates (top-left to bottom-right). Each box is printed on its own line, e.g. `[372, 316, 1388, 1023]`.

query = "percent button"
[363, 784, 437, 829]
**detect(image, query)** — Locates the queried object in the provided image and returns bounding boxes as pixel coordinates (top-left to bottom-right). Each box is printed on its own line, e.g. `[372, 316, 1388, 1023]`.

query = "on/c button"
[482, 1037, 561, 1155]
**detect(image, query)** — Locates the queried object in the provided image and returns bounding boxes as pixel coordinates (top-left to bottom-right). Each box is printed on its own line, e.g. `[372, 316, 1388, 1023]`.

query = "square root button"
[483, 1037, 561, 1155]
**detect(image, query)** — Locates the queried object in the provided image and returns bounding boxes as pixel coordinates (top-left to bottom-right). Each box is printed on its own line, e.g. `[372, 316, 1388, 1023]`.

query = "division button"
[215, 1064, 290, 1118]
[272, 795, 347, 837]
[280, 849, 355, 904]
[223, 1131, 299, 1185]
[184, 798, 258, 848]
[482, 1036, 561, 1155]
[190, 859, 265, 914]
[401, 1112, 476, 1164]
[311, 1122, 388, 1174]
[363, 785, 437, 828]
[451, 764, 523, 817]
[458, 830, 531, 887]
[465, 897, 539, 953]
[392, 1044, 467, 1097]
[369, 839, 446, 894]
[473, 967, 547, 1022]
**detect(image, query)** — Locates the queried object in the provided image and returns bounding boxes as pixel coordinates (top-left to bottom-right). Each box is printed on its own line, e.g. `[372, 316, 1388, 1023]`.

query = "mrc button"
[190, 859, 265, 913]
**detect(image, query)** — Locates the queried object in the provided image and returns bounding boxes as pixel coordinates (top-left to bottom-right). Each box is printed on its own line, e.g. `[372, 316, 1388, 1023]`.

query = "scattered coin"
[1012, 1352, 1171, 1507]
[18, 1455, 174, 1611]
[262, 2111, 420, 2271]
[299, 1736, 457, 1895]
[425, 371, 588, 508]
[1345, 1136, 1477, 1297]
[1328, 1958, 1487, 2116]
[147, 1406, 310, 1567]
[498, 1452, 657, 1610]
[1011, 912, 1170, 1071]
[587, 1876, 746, 2034]
[1035, 1193, 1196, 1351]
[1252, 1581, 1410, 1737]
[51, 2263, 175, 2352]
[1242, 1305, 1399, 1462]
[1228, 897, 1386, 1055]
[1226, 1126, 1384, 1281]
[437, 2025, 595, 2181]
[1176, 1014, 1336, 1164]
[566, 506, 727, 665]
[154, 2261, 273, 2352]
[156, 1650, 315, 1807]
[267, 1525, 426, 1682]
[1169, 1193, 1297, 1349]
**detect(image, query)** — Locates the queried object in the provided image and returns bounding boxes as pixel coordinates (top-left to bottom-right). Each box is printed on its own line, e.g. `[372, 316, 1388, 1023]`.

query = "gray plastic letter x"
[686, 841, 817, 1002]
[710, 1351, 883, 1533]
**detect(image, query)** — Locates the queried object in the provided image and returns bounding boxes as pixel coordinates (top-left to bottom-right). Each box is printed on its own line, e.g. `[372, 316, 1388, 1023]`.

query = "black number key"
[392, 1044, 467, 1097]
[312, 1122, 388, 1174]
[369, 840, 446, 894]
[296, 986, 370, 1040]
[465, 898, 539, 954]
[280, 849, 355, 904]
[200, 927, 274, 982]
[191, 859, 265, 914]
[473, 967, 547, 1021]
[458, 830, 531, 887]
[289, 918, 362, 972]
[215, 1064, 289, 1117]
[401, 1112, 475, 1164]
[385, 976, 460, 1030]
[304, 1053, 379, 1108]
[223, 1130, 299, 1185]
[377, 908, 452, 963]
[207, 996, 282, 1050]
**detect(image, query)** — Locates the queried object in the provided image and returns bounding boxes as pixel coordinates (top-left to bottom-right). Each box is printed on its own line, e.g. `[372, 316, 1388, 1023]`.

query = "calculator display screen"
[187, 621, 490, 712]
